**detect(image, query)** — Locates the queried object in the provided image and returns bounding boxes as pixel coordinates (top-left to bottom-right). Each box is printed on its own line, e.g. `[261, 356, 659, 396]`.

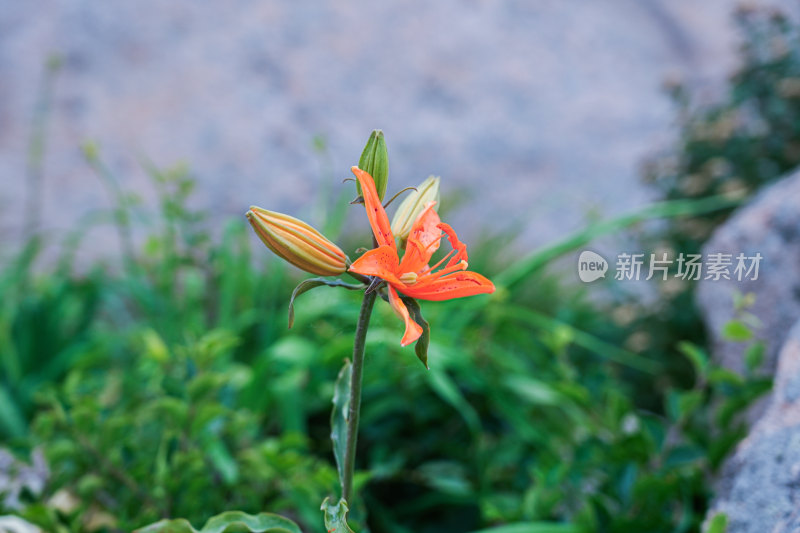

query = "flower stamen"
[399, 272, 418, 285]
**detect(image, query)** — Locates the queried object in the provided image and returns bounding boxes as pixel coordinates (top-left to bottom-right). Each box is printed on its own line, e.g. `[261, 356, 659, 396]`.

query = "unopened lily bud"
[356, 130, 389, 201]
[246, 206, 347, 276]
[391, 176, 441, 244]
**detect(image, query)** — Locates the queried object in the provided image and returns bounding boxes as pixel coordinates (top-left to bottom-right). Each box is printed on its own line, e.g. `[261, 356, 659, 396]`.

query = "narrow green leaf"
[678, 341, 709, 378]
[135, 511, 302, 533]
[331, 359, 352, 487]
[500, 305, 660, 373]
[205, 439, 239, 484]
[321, 497, 355, 533]
[496, 193, 743, 289]
[504, 375, 563, 406]
[400, 296, 430, 368]
[288, 278, 364, 328]
[427, 369, 481, 435]
[0, 385, 27, 438]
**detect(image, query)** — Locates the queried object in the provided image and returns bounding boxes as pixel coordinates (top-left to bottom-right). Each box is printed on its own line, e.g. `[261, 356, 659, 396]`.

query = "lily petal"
[348, 245, 405, 286]
[438, 223, 468, 265]
[401, 270, 495, 301]
[351, 166, 395, 249]
[388, 285, 423, 346]
[398, 202, 442, 274]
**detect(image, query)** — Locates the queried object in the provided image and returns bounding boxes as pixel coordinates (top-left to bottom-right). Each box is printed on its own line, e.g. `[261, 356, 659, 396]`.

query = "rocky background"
[0, 0, 795, 262]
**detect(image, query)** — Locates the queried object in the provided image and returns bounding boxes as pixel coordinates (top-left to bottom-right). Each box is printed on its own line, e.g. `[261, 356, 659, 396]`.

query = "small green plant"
[25, 328, 337, 531]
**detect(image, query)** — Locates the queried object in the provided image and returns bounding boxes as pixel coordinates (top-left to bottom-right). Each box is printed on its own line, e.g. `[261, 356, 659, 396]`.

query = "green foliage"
[27, 328, 336, 531]
[644, 6, 800, 249]
[136, 511, 302, 533]
[6, 22, 794, 526]
[0, 152, 770, 532]
[0, 238, 103, 440]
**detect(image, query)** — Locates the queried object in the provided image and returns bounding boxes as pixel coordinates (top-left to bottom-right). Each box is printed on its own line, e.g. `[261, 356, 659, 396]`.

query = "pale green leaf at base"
[321, 497, 354, 533]
[134, 512, 302, 533]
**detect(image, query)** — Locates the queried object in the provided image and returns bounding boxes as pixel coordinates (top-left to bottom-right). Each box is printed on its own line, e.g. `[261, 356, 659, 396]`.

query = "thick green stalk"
[342, 287, 377, 504]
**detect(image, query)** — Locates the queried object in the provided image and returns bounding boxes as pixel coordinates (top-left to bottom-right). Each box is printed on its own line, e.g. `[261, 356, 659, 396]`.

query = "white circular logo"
[578, 250, 608, 282]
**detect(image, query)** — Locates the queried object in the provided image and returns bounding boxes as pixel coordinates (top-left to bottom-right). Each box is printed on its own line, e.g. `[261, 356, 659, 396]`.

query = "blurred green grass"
[0, 153, 767, 533]
[9, 8, 800, 529]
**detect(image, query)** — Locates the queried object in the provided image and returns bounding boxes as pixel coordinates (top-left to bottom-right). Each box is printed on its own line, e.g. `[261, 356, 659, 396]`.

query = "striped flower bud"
[246, 206, 347, 276]
[356, 130, 389, 201]
[391, 176, 441, 245]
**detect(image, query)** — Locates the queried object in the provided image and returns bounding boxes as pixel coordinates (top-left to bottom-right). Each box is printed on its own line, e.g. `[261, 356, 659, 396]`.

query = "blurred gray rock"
[0, 0, 795, 264]
[706, 320, 800, 533]
[697, 171, 800, 377]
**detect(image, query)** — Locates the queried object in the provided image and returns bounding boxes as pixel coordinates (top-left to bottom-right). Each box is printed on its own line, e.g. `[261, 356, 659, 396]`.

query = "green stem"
[342, 287, 377, 504]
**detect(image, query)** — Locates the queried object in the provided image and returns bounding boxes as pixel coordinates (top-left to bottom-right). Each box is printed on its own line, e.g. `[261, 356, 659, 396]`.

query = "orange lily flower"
[348, 166, 495, 347]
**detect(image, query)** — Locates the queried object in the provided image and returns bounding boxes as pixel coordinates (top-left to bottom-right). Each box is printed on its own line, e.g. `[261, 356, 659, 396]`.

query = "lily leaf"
[400, 296, 430, 368]
[331, 359, 352, 487]
[288, 278, 364, 328]
[135, 511, 302, 533]
[321, 497, 355, 533]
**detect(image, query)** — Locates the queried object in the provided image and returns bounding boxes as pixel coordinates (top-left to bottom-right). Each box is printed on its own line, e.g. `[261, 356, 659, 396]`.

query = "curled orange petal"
[388, 285, 423, 346]
[351, 166, 395, 249]
[438, 223, 468, 265]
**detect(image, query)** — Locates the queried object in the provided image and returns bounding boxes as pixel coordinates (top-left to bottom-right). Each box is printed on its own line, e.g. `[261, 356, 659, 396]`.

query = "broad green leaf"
[400, 296, 430, 368]
[722, 320, 752, 342]
[288, 278, 364, 328]
[664, 445, 706, 469]
[706, 512, 728, 533]
[744, 341, 765, 372]
[321, 497, 355, 533]
[135, 511, 302, 533]
[708, 368, 745, 386]
[331, 359, 352, 488]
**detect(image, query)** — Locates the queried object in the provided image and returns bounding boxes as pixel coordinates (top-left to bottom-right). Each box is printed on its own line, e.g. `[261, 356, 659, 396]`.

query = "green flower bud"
[391, 176, 441, 244]
[246, 206, 348, 276]
[356, 130, 389, 201]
